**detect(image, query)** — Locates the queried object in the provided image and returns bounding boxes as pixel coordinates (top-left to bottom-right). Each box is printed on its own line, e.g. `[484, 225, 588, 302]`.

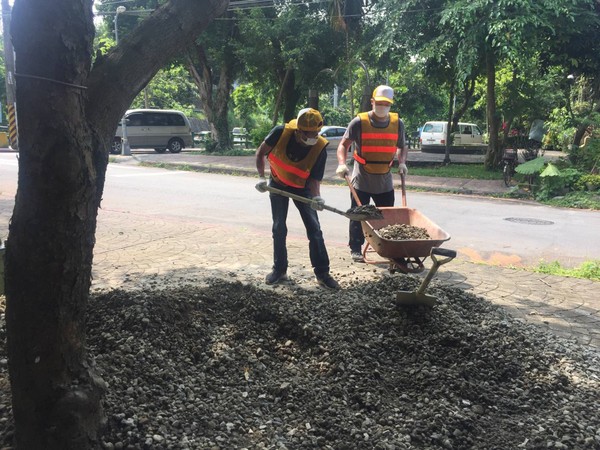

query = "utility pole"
[2, 0, 18, 150]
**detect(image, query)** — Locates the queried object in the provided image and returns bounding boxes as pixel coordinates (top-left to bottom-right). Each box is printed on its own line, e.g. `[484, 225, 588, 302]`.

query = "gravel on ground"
[1, 274, 599, 449]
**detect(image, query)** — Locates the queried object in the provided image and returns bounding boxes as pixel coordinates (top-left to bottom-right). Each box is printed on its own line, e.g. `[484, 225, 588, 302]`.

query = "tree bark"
[187, 43, 234, 151]
[444, 80, 455, 164]
[484, 46, 501, 170]
[5, 0, 228, 448]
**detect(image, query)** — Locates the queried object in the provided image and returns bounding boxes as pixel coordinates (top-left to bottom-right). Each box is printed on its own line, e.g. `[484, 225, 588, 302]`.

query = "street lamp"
[114, 5, 131, 156]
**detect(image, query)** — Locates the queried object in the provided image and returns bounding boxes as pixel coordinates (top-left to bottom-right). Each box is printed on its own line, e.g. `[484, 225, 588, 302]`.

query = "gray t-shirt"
[344, 112, 405, 194]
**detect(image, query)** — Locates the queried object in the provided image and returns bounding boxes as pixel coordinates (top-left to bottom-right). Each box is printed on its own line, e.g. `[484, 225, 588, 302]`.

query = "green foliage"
[319, 103, 351, 127]
[515, 157, 546, 175]
[544, 107, 576, 151]
[567, 138, 600, 173]
[542, 191, 600, 209]
[536, 167, 581, 200]
[130, 64, 198, 115]
[532, 260, 600, 281]
[232, 84, 260, 130]
[575, 174, 600, 191]
[250, 121, 275, 148]
[409, 164, 503, 180]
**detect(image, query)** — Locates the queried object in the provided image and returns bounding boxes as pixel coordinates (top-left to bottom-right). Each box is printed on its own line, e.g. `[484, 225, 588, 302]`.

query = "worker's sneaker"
[265, 270, 288, 285]
[316, 274, 340, 290]
[351, 251, 365, 263]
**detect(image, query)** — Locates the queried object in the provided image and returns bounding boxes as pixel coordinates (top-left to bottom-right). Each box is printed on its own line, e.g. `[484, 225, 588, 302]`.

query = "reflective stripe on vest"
[268, 124, 327, 188]
[354, 112, 399, 174]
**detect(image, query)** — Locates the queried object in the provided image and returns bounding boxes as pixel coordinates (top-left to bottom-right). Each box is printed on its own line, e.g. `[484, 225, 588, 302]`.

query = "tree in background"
[236, 2, 346, 124]
[4, 0, 227, 447]
[187, 11, 242, 151]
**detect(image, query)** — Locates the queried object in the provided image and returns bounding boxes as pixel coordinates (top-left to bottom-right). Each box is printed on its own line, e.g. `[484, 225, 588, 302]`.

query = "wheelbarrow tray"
[361, 207, 450, 258]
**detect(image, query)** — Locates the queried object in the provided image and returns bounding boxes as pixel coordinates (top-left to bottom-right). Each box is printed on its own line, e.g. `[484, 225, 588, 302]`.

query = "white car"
[113, 109, 194, 154]
[420, 121, 485, 153]
[319, 126, 347, 148]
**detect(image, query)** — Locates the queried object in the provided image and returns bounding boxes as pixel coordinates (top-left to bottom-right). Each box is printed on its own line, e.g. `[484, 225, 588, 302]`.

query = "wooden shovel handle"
[400, 173, 407, 207]
[344, 174, 362, 206]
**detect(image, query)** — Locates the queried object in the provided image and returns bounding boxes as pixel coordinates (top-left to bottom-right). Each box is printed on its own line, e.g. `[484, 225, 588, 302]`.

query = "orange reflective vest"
[353, 112, 399, 174]
[268, 124, 328, 188]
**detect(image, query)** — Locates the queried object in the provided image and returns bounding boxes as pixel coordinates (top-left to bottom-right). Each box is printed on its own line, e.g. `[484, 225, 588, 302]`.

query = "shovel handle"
[262, 185, 357, 219]
[415, 247, 456, 295]
[344, 174, 362, 206]
[400, 173, 407, 207]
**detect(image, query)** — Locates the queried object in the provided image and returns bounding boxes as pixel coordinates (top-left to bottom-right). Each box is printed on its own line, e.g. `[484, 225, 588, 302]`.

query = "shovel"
[344, 174, 384, 220]
[262, 185, 380, 221]
[396, 247, 456, 307]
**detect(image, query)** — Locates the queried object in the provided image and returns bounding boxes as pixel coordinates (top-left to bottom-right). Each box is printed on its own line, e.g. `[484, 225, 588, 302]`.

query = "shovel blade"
[395, 291, 437, 307]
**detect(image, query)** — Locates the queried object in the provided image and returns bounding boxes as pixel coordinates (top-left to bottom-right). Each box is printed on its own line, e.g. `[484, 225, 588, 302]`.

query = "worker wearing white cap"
[335, 85, 408, 263]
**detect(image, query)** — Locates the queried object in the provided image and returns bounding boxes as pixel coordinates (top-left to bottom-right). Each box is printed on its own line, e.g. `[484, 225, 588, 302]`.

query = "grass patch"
[410, 164, 503, 180]
[530, 260, 600, 281]
[190, 148, 255, 157]
[540, 191, 600, 210]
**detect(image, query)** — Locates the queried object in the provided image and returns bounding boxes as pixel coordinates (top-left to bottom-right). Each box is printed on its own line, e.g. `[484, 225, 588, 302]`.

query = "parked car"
[112, 109, 194, 154]
[420, 121, 485, 153]
[319, 126, 347, 148]
[232, 127, 249, 147]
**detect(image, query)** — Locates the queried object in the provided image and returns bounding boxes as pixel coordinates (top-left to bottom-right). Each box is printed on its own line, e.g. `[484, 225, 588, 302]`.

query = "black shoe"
[351, 251, 364, 263]
[316, 274, 340, 290]
[265, 270, 288, 285]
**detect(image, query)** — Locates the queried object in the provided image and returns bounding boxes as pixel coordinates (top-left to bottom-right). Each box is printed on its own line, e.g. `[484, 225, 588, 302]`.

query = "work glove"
[336, 164, 349, 179]
[310, 196, 325, 211]
[398, 163, 408, 176]
[255, 177, 268, 193]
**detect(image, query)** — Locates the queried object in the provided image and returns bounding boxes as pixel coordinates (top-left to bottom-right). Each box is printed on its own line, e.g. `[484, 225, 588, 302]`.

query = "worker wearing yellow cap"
[255, 108, 340, 290]
[335, 85, 408, 263]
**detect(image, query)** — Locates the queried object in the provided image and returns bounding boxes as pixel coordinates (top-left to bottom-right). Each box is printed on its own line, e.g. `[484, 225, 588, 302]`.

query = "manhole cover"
[504, 217, 554, 225]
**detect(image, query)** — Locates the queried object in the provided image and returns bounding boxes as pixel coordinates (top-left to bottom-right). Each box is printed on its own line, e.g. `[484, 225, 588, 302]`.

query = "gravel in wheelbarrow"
[361, 207, 450, 259]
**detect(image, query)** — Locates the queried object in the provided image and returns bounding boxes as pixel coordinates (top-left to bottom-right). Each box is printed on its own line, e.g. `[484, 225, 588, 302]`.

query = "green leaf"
[515, 157, 546, 175]
[540, 163, 561, 177]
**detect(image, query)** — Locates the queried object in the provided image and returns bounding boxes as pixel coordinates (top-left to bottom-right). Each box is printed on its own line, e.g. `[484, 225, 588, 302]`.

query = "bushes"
[575, 174, 600, 191]
[567, 137, 600, 172]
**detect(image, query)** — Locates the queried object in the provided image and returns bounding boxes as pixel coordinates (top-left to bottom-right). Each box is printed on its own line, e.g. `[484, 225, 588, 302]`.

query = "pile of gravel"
[1, 275, 599, 449]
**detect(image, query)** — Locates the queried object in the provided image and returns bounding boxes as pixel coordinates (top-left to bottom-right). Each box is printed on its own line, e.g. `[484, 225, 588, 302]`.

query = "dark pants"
[349, 188, 395, 253]
[269, 180, 330, 278]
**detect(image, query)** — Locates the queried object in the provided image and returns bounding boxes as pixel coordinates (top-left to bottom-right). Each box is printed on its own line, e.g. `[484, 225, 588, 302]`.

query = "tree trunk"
[187, 43, 234, 151]
[5, 0, 228, 448]
[484, 46, 501, 170]
[282, 71, 301, 122]
[444, 80, 455, 164]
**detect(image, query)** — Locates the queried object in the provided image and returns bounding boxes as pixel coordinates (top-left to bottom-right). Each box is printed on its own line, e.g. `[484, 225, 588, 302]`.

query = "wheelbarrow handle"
[415, 247, 456, 295]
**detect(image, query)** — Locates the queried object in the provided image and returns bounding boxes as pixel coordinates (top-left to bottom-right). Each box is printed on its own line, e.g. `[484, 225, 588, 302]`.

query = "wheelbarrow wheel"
[390, 257, 425, 274]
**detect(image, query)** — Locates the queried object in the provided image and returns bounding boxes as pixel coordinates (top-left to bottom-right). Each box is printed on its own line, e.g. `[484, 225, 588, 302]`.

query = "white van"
[420, 121, 485, 153]
[112, 109, 194, 154]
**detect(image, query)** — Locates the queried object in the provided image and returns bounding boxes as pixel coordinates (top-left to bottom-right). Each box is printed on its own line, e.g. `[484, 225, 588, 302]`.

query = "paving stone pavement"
[89, 206, 600, 352]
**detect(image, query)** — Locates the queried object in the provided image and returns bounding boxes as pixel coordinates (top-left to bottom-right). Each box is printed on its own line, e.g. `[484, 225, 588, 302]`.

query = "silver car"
[319, 126, 347, 149]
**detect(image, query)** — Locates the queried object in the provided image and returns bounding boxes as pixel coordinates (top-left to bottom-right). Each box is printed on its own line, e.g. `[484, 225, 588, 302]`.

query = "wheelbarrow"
[360, 174, 451, 273]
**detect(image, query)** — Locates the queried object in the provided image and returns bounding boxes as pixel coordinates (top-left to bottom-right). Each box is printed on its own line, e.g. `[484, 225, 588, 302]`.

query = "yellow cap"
[372, 85, 394, 104]
[296, 108, 323, 132]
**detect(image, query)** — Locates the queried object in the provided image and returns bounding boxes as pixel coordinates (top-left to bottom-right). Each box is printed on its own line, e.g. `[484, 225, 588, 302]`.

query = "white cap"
[372, 85, 394, 104]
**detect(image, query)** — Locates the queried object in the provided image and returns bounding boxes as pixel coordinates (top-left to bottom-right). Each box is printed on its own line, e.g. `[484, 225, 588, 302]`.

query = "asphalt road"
[1, 152, 598, 267]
